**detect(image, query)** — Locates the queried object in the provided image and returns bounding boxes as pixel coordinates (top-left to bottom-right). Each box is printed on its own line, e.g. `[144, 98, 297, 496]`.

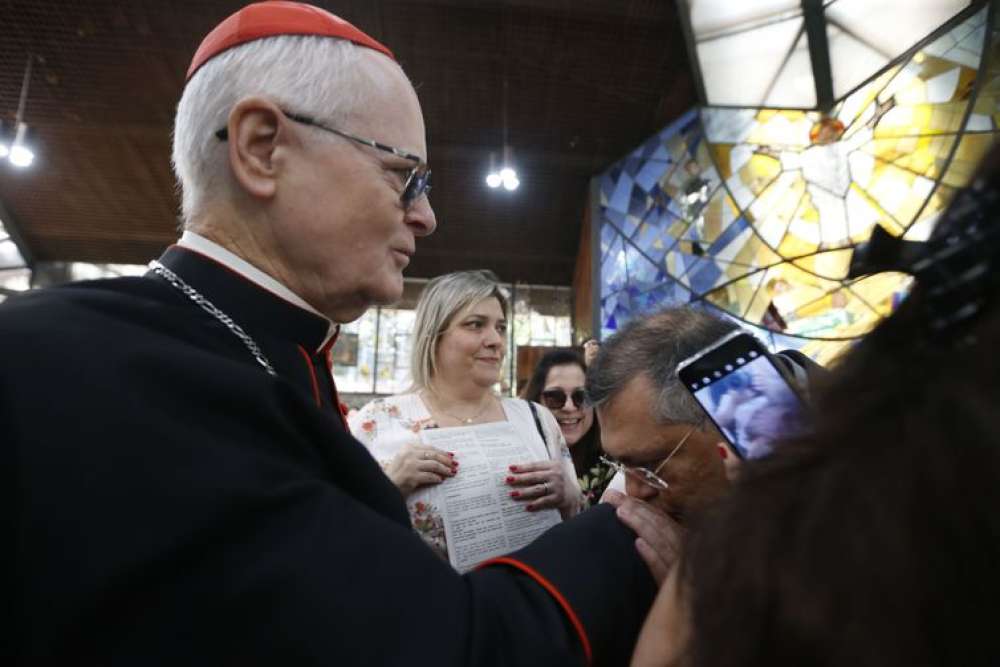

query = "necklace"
[423, 389, 495, 425]
[148, 260, 277, 377]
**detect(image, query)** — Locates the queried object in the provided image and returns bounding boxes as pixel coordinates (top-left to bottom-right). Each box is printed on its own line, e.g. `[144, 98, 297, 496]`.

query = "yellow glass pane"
[863, 134, 957, 180]
[941, 133, 999, 187]
[739, 267, 779, 322]
[904, 183, 957, 240]
[699, 193, 742, 246]
[892, 59, 977, 106]
[709, 144, 736, 180]
[874, 101, 972, 137]
[849, 157, 932, 232]
[791, 248, 853, 281]
[703, 270, 767, 318]
[839, 65, 902, 130]
[725, 149, 783, 210]
[746, 171, 805, 246]
[847, 272, 914, 319]
[746, 110, 814, 148]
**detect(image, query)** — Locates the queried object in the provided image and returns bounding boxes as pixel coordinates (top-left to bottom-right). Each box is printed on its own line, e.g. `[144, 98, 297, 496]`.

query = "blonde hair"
[409, 270, 509, 390]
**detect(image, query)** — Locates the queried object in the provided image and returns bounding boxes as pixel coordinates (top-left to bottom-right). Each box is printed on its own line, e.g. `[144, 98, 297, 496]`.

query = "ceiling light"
[4, 55, 37, 169]
[485, 172, 502, 188]
[9, 121, 33, 168]
[501, 168, 520, 191]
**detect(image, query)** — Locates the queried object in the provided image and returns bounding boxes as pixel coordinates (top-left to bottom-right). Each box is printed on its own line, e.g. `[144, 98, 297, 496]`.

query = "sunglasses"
[540, 388, 587, 410]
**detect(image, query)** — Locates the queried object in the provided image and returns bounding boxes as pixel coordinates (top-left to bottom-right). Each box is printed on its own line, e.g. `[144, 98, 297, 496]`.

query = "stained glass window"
[597, 5, 998, 363]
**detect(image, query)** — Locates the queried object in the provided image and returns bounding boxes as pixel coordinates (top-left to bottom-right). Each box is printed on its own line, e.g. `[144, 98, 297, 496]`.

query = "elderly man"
[587, 308, 738, 520]
[2, 2, 679, 665]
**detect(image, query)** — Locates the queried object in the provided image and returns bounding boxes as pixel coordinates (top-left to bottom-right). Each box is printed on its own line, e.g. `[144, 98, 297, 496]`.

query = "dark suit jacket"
[3, 246, 654, 665]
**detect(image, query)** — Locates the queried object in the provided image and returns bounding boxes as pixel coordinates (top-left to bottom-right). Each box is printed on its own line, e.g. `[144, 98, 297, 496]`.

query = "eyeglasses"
[214, 109, 432, 209]
[600, 423, 698, 492]
[541, 388, 587, 410]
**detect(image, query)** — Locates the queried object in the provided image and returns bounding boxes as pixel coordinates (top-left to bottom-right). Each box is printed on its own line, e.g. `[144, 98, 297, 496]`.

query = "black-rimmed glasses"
[214, 110, 432, 209]
[600, 423, 698, 492]
[541, 388, 587, 410]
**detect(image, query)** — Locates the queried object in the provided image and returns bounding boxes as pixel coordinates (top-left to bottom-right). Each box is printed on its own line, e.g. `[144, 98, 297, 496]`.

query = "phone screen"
[678, 332, 808, 460]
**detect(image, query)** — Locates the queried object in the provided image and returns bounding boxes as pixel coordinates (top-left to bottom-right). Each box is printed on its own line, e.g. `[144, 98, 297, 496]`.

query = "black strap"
[526, 400, 548, 447]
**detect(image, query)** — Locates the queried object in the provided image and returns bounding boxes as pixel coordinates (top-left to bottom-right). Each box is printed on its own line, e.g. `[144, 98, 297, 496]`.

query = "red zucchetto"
[187, 1, 395, 81]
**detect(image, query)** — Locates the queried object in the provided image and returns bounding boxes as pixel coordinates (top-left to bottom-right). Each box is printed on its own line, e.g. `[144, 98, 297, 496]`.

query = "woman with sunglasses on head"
[349, 270, 582, 562]
[522, 349, 614, 507]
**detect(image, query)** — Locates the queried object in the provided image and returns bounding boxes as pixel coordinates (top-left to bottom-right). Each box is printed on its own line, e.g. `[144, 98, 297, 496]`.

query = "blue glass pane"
[631, 206, 683, 264]
[687, 260, 724, 295]
[635, 158, 670, 193]
[601, 236, 627, 295]
[608, 173, 634, 214]
[600, 223, 620, 263]
[624, 242, 662, 290]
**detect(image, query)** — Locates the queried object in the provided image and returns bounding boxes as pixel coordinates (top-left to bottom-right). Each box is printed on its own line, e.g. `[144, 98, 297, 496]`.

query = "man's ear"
[225, 98, 288, 200]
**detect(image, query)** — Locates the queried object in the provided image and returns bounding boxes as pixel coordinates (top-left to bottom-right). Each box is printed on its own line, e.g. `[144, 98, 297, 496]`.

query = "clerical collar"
[178, 231, 338, 346]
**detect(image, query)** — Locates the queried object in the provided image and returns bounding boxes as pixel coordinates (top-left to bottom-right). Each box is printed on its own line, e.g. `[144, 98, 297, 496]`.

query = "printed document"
[417, 422, 560, 572]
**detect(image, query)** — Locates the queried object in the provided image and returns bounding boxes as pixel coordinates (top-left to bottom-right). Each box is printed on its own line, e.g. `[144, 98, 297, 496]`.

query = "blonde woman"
[349, 270, 582, 560]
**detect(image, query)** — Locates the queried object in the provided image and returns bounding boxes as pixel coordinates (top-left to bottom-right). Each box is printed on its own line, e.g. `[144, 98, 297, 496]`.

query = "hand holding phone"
[677, 331, 809, 460]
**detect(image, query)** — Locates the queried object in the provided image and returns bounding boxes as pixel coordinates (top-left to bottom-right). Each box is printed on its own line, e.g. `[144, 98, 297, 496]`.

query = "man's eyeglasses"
[541, 388, 587, 410]
[600, 423, 698, 492]
[214, 110, 432, 209]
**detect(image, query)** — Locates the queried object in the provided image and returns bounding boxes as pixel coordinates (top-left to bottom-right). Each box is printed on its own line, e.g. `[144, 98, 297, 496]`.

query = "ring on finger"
[542, 482, 550, 495]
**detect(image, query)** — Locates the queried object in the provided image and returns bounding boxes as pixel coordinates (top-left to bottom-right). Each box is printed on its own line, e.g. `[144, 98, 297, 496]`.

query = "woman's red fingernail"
[448, 452, 455, 457]
[525, 505, 536, 512]
[510, 491, 520, 498]
[505, 476, 514, 483]
[718, 445, 728, 460]
[509, 465, 518, 473]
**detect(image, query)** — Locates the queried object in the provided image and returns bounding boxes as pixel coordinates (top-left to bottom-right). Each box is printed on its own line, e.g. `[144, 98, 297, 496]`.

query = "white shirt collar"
[177, 231, 339, 348]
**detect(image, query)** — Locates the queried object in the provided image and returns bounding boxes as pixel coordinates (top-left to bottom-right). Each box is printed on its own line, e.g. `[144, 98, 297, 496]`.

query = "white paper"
[418, 422, 561, 573]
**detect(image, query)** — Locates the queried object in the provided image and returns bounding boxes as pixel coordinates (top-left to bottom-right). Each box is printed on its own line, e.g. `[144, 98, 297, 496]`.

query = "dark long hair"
[521, 349, 602, 478]
[680, 147, 1000, 667]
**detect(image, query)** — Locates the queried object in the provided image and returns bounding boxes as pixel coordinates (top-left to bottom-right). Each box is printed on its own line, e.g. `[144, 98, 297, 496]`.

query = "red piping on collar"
[296, 344, 321, 407]
[319, 336, 348, 429]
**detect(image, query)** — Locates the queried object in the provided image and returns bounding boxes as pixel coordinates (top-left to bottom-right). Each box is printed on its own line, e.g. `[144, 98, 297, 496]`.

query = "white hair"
[172, 35, 405, 226]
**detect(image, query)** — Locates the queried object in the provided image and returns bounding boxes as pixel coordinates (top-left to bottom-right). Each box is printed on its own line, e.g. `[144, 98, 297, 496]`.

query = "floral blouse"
[348, 393, 581, 562]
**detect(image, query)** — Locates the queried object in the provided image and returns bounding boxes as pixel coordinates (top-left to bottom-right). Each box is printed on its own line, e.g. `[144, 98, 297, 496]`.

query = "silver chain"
[148, 260, 277, 376]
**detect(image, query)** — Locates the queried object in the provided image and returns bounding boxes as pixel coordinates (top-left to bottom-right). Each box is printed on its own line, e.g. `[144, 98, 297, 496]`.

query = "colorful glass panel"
[597, 6, 999, 362]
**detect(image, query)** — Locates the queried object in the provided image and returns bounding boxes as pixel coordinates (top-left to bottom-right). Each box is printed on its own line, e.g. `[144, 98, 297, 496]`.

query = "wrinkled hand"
[603, 489, 683, 584]
[387, 445, 457, 497]
[506, 460, 569, 512]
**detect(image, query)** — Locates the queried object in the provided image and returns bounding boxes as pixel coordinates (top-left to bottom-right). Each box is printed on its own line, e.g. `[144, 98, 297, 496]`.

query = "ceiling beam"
[802, 0, 834, 112]
[673, 0, 709, 106]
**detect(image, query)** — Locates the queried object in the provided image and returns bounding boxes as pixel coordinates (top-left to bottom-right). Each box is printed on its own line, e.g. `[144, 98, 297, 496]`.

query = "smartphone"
[676, 330, 809, 460]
